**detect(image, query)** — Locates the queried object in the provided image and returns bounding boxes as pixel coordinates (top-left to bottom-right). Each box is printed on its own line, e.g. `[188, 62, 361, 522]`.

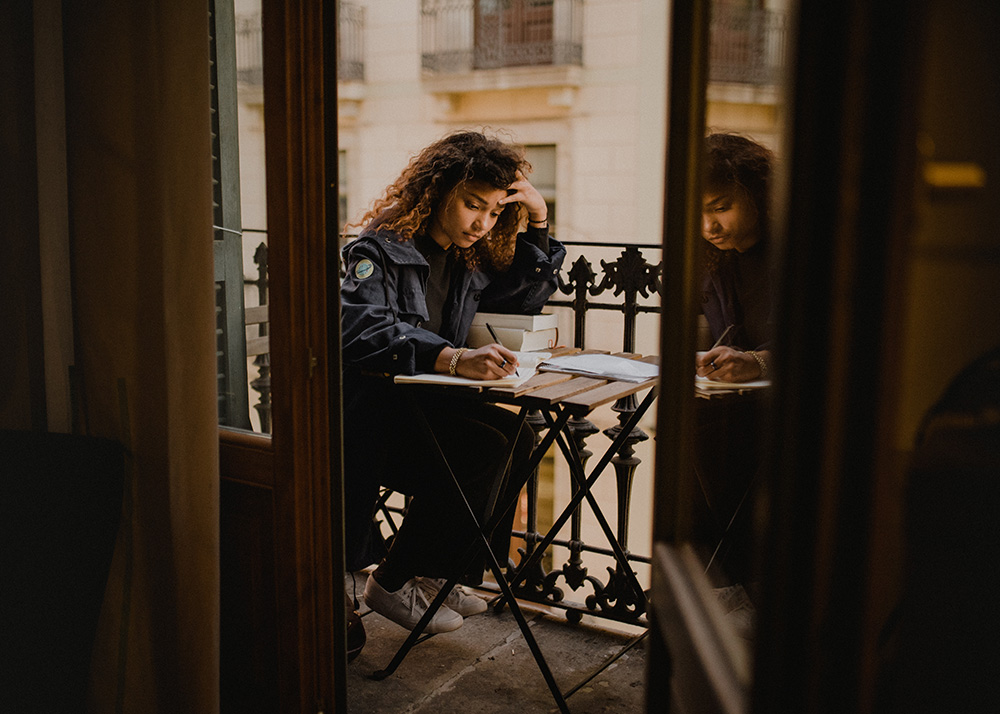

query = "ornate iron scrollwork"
[510, 241, 660, 627]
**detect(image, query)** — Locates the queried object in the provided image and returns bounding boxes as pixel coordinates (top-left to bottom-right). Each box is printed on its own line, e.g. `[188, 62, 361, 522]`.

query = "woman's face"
[701, 187, 760, 252]
[430, 180, 508, 250]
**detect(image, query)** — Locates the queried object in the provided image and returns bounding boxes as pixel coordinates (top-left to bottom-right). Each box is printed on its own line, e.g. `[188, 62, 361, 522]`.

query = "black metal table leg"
[371, 391, 572, 713]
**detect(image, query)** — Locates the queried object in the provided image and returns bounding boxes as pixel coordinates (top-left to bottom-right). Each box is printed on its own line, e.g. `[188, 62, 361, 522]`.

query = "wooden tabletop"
[485, 350, 659, 417]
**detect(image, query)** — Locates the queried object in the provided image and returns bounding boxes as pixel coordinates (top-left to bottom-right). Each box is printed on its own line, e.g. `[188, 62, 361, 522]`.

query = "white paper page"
[538, 353, 659, 383]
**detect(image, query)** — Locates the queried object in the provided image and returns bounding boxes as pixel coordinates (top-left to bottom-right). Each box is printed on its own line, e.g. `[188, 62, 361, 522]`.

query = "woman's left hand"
[695, 346, 766, 383]
[499, 171, 548, 223]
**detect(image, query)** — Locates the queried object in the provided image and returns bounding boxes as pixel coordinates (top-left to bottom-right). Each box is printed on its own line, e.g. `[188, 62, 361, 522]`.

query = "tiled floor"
[345, 575, 648, 713]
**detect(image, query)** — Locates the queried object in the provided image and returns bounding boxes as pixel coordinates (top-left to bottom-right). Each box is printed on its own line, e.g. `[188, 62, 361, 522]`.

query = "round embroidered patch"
[355, 258, 374, 280]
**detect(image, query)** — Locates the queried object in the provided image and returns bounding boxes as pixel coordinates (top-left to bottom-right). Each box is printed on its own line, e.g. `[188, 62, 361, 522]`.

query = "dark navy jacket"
[339, 224, 565, 569]
[341, 224, 566, 375]
[700, 241, 775, 352]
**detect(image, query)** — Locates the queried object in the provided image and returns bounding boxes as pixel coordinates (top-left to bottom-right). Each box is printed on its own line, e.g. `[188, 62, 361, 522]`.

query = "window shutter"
[210, 0, 250, 429]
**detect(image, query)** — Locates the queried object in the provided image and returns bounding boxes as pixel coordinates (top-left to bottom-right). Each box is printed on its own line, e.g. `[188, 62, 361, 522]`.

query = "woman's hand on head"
[456, 344, 520, 380]
[695, 346, 765, 383]
[499, 171, 547, 223]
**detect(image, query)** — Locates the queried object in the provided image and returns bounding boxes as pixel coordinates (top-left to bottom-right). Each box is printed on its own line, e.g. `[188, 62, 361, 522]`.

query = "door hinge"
[308, 347, 319, 378]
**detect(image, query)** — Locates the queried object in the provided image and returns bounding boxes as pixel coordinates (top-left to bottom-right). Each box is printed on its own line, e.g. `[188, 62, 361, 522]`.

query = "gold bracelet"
[449, 348, 468, 376]
[746, 350, 768, 379]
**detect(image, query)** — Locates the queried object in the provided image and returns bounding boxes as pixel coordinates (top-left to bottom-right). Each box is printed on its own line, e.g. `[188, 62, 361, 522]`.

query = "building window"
[474, 0, 553, 69]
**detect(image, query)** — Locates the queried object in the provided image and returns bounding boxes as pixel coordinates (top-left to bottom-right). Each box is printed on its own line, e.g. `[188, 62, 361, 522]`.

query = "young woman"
[695, 132, 776, 383]
[339, 131, 566, 633]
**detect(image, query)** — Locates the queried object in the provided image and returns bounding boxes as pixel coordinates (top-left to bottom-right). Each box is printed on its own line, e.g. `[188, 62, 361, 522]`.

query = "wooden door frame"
[649, 1, 743, 711]
[649, 1, 925, 712]
[749, 2, 922, 711]
[220, 0, 343, 711]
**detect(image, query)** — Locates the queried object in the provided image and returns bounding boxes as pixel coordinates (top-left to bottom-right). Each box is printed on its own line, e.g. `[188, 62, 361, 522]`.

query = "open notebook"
[393, 351, 551, 388]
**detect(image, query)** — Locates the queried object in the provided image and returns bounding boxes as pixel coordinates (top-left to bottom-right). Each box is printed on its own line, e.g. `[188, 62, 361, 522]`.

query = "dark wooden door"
[218, 0, 343, 711]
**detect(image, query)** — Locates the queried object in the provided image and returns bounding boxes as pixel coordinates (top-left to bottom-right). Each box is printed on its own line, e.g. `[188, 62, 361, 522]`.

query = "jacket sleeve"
[479, 226, 567, 314]
[340, 239, 450, 375]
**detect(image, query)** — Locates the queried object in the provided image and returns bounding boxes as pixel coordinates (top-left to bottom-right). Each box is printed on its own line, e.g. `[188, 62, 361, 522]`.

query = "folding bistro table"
[371, 350, 659, 713]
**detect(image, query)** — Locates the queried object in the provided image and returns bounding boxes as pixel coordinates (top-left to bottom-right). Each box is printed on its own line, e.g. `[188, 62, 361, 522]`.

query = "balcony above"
[709, 5, 788, 87]
[339, 1, 365, 82]
[420, 0, 583, 95]
[423, 62, 581, 97]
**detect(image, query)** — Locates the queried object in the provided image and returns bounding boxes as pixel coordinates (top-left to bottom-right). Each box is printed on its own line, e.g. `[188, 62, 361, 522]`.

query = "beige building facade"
[232, 0, 789, 313]
[230, 0, 791, 591]
[338, 0, 668, 250]
[336, 0, 788, 240]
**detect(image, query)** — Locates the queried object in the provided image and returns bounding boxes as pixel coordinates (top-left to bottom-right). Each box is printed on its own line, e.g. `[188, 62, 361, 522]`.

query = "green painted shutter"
[210, 0, 250, 429]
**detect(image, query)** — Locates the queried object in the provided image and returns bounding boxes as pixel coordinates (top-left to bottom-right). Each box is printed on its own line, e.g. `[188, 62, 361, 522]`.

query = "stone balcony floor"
[345, 573, 648, 713]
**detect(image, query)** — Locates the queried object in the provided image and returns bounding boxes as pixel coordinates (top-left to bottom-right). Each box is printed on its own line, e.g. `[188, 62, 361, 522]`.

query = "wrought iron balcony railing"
[421, 0, 583, 74]
[241, 238, 662, 627]
[505, 240, 661, 626]
[237, 2, 783, 89]
[709, 5, 788, 86]
[338, 1, 366, 81]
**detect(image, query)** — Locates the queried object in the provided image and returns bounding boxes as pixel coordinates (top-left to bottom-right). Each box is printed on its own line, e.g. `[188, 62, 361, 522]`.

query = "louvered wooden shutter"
[210, 0, 250, 429]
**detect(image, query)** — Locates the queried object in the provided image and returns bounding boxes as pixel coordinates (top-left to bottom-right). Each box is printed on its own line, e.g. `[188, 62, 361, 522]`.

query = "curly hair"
[350, 130, 531, 271]
[702, 132, 774, 273]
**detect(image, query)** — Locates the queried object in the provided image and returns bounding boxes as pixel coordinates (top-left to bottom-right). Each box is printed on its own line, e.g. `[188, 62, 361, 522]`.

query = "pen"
[706, 324, 735, 374]
[485, 322, 519, 377]
[710, 323, 735, 351]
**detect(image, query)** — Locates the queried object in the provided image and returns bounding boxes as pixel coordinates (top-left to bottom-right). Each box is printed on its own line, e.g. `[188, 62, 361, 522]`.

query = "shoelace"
[419, 577, 474, 607]
[403, 579, 434, 617]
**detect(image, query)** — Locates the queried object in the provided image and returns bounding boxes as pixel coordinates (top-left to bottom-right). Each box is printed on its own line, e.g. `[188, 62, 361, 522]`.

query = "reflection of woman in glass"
[695, 133, 775, 383]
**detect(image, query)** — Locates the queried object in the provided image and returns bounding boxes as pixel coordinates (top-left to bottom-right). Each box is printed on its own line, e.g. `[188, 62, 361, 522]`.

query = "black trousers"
[691, 393, 765, 584]
[343, 380, 534, 583]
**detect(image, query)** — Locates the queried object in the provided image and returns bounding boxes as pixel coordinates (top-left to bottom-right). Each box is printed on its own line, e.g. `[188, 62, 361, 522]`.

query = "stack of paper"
[695, 375, 771, 396]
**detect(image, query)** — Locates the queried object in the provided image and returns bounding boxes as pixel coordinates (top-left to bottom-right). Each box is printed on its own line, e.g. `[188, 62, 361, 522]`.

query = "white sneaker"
[419, 577, 489, 617]
[363, 574, 463, 633]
